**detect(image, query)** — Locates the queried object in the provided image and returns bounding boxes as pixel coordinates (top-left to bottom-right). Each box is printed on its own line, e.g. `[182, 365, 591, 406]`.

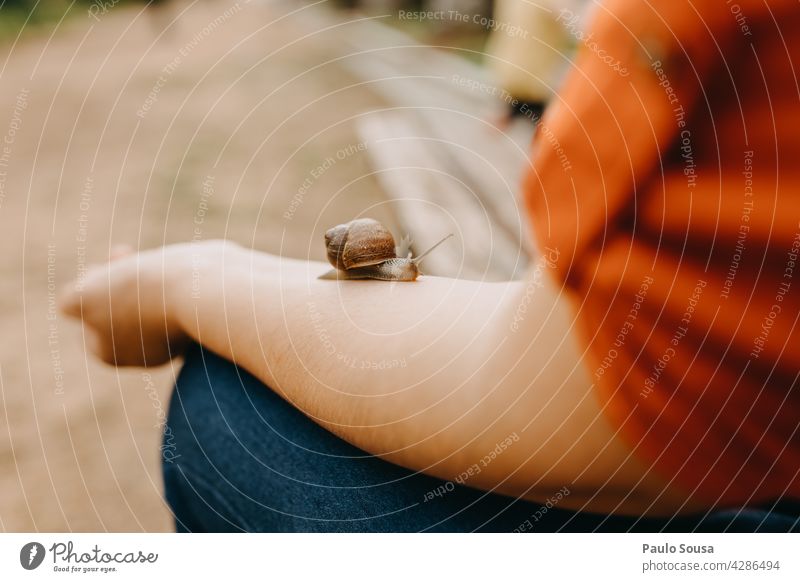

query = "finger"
[85, 328, 102, 359]
[110, 244, 134, 261]
[84, 327, 119, 366]
[58, 285, 83, 319]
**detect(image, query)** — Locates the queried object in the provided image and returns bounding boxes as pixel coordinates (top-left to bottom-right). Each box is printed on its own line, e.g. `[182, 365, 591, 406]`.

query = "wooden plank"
[358, 113, 528, 280]
[414, 108, 536, 258]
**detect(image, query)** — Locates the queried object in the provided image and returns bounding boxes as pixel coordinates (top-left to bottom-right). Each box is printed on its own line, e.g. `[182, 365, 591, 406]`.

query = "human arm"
[60, 241, 701, 515]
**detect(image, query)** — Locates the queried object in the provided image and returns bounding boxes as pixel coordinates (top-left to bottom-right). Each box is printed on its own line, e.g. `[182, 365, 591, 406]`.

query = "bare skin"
[59, 240, 703, 516]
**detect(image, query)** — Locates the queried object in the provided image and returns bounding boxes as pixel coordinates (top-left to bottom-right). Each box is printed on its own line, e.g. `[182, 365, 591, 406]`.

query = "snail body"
[322, 218, 451, 281]
[333, 257, 420, 281]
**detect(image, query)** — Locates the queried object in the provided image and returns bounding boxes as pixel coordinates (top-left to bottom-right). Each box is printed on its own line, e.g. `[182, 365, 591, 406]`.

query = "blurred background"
[0, 0, 581, 531]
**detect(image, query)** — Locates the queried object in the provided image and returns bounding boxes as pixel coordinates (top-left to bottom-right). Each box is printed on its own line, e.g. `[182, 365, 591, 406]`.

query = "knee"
[163, 344, 250, 473]
[161, 344, 263, 531]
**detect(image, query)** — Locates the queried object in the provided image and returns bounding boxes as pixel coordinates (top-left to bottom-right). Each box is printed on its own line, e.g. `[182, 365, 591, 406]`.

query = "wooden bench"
[333, 15, 536, 280]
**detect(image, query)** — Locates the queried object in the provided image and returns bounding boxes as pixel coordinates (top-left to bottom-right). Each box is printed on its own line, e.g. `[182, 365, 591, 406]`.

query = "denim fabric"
[162, 344, 799, 533]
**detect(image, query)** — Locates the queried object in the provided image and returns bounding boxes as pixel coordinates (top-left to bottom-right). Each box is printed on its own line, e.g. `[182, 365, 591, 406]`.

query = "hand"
[59, 240, 240, 367]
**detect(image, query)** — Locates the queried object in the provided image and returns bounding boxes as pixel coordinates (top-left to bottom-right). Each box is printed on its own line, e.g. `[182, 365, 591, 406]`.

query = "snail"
[320, 218, 452, 281]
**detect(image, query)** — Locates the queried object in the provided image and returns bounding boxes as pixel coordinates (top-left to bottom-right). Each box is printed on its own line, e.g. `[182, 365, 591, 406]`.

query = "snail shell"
[325, 218, 396, 270]
[322, 218, 452, 282]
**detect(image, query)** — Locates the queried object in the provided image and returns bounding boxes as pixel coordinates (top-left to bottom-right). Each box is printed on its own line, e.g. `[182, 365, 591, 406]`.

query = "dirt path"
[0, 0, 398, 531]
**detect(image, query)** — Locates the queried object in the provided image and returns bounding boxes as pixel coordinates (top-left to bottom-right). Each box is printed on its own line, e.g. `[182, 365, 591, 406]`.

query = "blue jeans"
[162, 344, 800, 532]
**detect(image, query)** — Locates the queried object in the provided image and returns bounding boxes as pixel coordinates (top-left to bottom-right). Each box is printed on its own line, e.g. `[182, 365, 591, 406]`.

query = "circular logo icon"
[20, 542, 46, 570]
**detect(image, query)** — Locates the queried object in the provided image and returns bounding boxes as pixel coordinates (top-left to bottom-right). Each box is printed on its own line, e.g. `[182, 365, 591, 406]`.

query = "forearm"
[173, 248, 526, 482]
